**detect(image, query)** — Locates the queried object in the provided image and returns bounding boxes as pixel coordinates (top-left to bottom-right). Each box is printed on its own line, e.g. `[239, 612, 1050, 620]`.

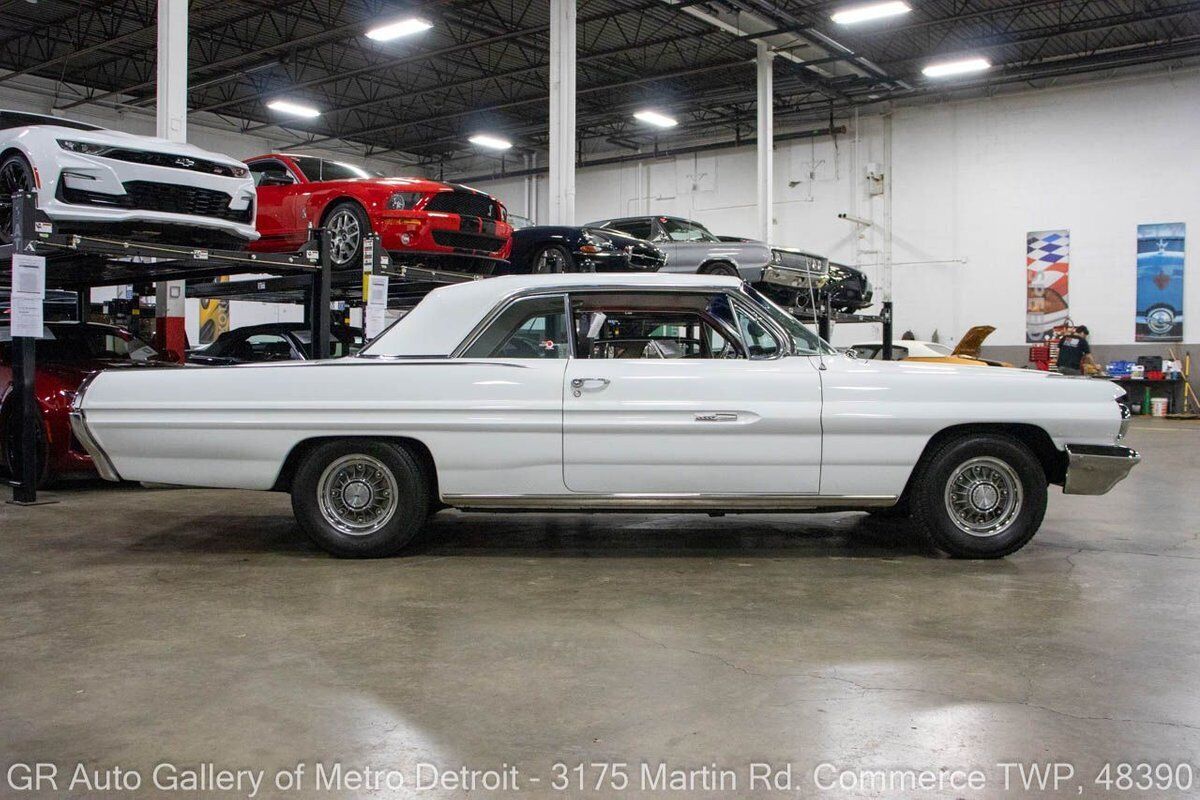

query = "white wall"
[472, 70, 1200, 351]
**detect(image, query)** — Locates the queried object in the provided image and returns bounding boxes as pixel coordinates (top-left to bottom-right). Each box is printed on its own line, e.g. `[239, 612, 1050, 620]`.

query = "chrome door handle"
[571, 377, 611, 389]
[695, 412, 738, 422]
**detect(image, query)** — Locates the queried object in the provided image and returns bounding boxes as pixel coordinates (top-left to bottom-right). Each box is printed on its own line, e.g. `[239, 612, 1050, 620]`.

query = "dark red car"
[244, 154, 512, 272]
[0, 321, 171, 482]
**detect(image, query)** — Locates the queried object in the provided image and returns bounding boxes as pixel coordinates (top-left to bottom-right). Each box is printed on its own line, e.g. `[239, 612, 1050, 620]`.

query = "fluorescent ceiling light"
[266, 100, 321, 118]
[366, 17, 433, 42]
[468, 134, 512, 150]
[922, 57, 991, 78]
[831, 1, 911, 25]
[633, 110, 677, 128]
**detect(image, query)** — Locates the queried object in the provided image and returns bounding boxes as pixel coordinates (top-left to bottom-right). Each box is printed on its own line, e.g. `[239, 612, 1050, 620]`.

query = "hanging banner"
[1135, 222, 1185, 342]
[1026, 229, 1070, 343]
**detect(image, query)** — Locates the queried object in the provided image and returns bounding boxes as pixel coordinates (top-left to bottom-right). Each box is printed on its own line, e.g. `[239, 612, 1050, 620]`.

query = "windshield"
[743, 285, 834, 357]
[659, 218, 718, 243]
[288, 156, 379, 181]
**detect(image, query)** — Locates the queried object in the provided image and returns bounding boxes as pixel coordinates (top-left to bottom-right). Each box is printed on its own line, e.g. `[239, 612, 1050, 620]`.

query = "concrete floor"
[2, 418, 1198, 799]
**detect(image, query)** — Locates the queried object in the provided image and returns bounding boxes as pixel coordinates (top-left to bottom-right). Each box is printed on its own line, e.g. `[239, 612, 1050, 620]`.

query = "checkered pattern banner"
[1026, 229, 1070, 343]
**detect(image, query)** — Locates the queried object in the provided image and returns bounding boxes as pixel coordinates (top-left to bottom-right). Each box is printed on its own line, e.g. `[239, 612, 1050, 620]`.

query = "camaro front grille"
[431, 230, 506, 252]
[99, 149, 245, 178]
[58, 180, 252, 223]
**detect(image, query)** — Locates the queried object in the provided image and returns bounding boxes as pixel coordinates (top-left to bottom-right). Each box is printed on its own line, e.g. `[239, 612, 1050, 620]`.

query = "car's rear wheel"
[909, 434, 1047, 558]
[0, 153, 36, 245]
[701, 261, 738, 277]
[291, 439, 429, 557]
[322, 202, 371, 268]
[532, 244, 573, 273]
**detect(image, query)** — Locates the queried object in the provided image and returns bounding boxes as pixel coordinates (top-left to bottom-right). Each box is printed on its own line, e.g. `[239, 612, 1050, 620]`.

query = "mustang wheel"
[909, 434, 1047, 558]
[533, 244, 572, 273]
[291, 439, 429, 557]
[0, 153, 36, 244]
[323, 202, 370, 268]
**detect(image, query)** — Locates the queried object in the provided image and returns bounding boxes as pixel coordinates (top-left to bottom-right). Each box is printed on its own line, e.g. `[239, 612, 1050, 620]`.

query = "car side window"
[732, 304, 781, 359]
[248, 160, 295, 187]
[461, 295, 570, 359]
[611, 219, 653, 240]
[572, 293, 745, 360]
[239, 333, 297, 362]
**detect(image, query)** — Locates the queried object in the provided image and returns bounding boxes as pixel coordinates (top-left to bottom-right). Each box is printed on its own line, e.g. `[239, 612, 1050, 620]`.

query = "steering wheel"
[497, 337, 541, 358]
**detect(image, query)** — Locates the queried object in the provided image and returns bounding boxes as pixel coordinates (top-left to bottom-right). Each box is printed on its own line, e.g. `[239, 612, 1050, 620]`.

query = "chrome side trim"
[1118, 401, 1132, 440]
[443, 493, 897, 512]
[1063, 444, 1140, 495]
[68, 373, 121, 482]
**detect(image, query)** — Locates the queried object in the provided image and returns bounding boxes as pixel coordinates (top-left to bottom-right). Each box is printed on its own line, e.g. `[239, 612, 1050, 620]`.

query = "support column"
[548, 0, 576, 225]
[155, 0, 188, 361]
[756, 42, 774, 244]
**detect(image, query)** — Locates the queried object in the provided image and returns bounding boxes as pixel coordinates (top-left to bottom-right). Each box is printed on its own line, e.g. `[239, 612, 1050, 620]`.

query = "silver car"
[586, 215, 828, 294]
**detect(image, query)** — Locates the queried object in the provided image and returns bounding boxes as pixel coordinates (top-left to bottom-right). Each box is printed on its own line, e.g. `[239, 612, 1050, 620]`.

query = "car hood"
[952, 325, 997, 357]
[47, 125, 248, 168]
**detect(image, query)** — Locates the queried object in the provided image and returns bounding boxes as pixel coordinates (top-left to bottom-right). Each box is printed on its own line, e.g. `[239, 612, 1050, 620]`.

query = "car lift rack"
[799, 291, 895, 359]
[1, 191, 473, 506]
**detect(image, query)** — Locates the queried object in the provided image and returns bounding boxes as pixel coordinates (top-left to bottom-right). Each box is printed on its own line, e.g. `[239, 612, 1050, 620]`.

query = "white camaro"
[0, 110, 258, 247]
[71, 273, 1139, 559]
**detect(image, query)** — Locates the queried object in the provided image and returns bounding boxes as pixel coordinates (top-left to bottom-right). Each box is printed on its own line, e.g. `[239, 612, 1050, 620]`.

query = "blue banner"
[1136, 223, 1185, 342]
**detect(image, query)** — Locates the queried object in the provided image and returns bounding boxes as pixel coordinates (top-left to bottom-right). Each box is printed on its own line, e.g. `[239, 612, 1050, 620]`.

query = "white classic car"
[0, 110, 258, 247]
[70, 274, 1138, 559]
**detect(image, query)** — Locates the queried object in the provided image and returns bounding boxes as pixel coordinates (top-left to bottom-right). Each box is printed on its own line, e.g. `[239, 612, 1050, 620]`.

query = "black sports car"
[825, 262, 873, 313]
[187, 323, 363, 365]
[502, 224, 666, 274]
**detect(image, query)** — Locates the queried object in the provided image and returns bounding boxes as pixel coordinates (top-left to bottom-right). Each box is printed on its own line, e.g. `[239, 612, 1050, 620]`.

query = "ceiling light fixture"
[922, 57, 991, 78]
[366, 17, 433, 42]
[266, 100, 321, 118]
[633, 110, 678, 128]
[469, 134, 512, 151]
[830, 1, 911, 25]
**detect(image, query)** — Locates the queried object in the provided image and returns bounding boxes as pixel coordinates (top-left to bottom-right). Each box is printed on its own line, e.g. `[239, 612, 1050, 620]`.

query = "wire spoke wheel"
[943, 456, 1023, 537]
[534, 246, 567, 273]
[0, 158, 34, 243]
[326, 208, 362, 266]
[317, 454, 400, 536]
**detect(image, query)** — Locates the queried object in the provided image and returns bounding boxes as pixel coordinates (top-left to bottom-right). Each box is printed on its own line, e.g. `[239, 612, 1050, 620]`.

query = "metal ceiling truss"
[0, 0, 1196, 175]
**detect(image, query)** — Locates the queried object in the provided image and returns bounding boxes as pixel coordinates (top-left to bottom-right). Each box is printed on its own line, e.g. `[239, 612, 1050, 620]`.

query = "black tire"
[532, 244, 573, 273]
[291, 439, 430, 558]
[909, 434, 1047, 558]
[321, 201, 371, 268]
[701, 261, 739, 277]
[0, 153, 36, 245]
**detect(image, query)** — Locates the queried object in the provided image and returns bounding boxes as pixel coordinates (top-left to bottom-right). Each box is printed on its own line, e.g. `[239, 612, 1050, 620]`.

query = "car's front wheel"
[0, 153, 36, 244]
[322, 202, 371, 268]
[909, 434, 1047, 558]
[291, 439, 429, 557]
[532, 244, 573, 273]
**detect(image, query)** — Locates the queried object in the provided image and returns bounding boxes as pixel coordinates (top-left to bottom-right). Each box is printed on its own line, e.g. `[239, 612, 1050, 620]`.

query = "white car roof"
[365, 273, 743, 357]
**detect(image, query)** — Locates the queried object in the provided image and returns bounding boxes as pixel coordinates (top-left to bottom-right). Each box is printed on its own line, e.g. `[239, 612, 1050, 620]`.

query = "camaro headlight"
[223, 165, 249, 179]
[387, 191, 424, 210]
[57, 139, 110, 155]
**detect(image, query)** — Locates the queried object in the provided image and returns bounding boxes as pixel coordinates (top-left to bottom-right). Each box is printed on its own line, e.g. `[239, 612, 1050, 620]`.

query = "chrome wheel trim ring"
[943, 455, 1023, 538]
[535, 247, 567, 273]
[317, 454, 400, 536]
[326, 208, 362, 266]
[1146, 306, 1175, 335]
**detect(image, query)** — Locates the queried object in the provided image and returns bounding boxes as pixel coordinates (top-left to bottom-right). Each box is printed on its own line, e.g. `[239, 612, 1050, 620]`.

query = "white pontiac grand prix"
[71, 273, 1139, 559]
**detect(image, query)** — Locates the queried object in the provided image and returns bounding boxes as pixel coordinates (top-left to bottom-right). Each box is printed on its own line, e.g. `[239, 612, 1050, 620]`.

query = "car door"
[562, 290, 822, 495]
[247, 159, 307, 247]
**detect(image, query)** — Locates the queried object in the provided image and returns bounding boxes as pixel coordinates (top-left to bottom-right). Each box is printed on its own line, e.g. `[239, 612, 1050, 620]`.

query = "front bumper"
[1062, 444, 1140, 495]
[761, 264, 827, 290]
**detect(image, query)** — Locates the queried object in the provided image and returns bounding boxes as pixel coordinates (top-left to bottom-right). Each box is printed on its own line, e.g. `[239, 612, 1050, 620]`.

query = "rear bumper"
[67, 376, 121, 482]
[1063, 444, 1140, 495]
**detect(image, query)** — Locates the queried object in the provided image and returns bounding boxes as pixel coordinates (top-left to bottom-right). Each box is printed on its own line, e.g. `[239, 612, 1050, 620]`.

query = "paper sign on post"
[9, 294, 44, 338]
[367, 274, 389, 307]
[365, 306, 387, 339]
[11, 253, 46, 296]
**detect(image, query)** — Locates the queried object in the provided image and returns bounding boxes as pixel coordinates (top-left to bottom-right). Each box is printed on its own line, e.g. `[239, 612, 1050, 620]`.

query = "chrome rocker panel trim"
[1063, 444, 1140, 495]
[444, 493, 898, 513]
[68, 373, 122, 483]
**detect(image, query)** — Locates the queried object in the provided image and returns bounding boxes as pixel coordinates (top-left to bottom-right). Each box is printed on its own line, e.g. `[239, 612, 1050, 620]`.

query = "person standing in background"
[1057, 325, 1092, 375]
